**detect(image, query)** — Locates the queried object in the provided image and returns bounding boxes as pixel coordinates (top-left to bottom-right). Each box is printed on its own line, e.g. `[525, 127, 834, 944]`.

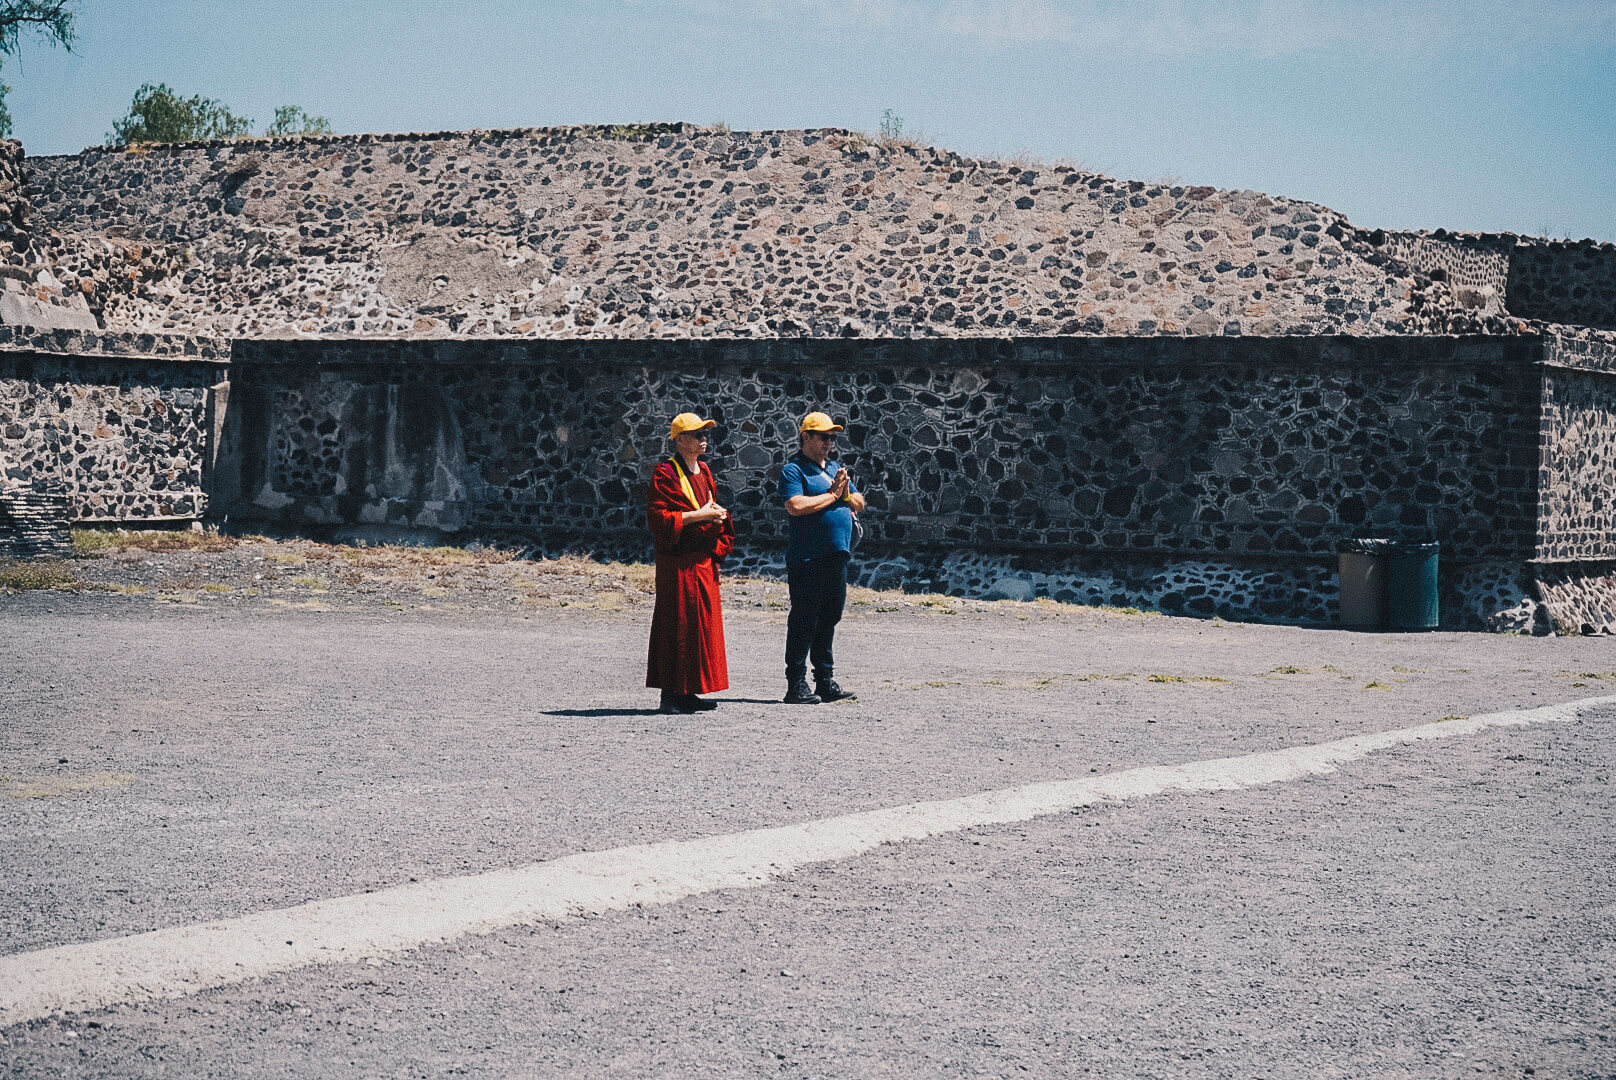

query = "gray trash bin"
[1338, 539, 1389, 629]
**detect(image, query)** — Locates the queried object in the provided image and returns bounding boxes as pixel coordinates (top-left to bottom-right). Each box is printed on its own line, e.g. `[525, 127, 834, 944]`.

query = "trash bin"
[1337, 539, 1389, 629]
[1386, 541, 1440, 630]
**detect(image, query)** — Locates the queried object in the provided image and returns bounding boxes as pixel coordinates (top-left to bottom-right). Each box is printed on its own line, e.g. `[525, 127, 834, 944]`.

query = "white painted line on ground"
[3, 695, 1612, 1025]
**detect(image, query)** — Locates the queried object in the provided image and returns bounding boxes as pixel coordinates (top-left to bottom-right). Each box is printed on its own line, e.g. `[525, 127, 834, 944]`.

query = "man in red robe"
[646, 412, 735, 714]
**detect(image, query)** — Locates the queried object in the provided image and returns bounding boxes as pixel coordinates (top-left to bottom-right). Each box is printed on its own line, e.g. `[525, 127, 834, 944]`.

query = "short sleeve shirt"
[777, 455, 859, 563]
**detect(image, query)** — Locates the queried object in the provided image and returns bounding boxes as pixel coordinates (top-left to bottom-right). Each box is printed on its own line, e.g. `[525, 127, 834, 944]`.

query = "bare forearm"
[785, 492, 842, 516]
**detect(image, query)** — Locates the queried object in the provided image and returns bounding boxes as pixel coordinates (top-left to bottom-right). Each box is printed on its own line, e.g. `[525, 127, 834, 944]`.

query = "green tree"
[263, 105, 331, 138]
[0, 1, 78, 137]
[107, 82, 253, 146]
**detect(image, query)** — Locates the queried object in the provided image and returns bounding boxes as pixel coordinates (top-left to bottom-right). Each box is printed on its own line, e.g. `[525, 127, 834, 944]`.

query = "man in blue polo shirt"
[777, 411, 866, 705]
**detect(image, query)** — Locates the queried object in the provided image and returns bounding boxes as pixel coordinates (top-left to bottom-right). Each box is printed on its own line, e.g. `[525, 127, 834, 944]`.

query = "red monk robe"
[646, 459, 735, 694]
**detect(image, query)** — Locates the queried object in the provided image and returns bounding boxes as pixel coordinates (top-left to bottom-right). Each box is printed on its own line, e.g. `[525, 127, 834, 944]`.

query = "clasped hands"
[684, 496, 729, 525]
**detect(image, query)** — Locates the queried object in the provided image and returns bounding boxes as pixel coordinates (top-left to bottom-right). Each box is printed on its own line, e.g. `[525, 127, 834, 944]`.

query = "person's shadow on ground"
[543, 698, 780, 717]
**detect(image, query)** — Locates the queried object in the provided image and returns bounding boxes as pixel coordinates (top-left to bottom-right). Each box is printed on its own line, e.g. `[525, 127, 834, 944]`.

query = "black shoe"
[685, 695, 718, 711]
[659, 691, 697, 715]
[815, 679, 857, 703]
[783, 678, 821, 705]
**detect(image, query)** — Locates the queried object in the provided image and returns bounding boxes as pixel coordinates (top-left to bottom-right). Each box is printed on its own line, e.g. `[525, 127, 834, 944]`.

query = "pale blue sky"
[7, 0, 1613, 240]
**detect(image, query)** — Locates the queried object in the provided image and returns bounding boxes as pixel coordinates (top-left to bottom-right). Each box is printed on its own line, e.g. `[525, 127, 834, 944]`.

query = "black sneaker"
[685, 695, 719, 711]
[783, 678, 821, 705]
[660, 691, 697, 714]
[815, 679, 858, 703]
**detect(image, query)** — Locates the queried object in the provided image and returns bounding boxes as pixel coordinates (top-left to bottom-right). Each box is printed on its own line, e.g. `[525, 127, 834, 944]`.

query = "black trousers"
[785, 555, 848, 681]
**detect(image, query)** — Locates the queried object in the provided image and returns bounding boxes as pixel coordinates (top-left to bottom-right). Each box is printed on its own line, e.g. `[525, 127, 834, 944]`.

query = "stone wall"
[221, 335, 1547, 627]
[23, 126, 1511, 342]
[1537, 335, 1616, 562]
[0, 336, 226, 521]
[1371, 230, 1616, 332]
[0, 139, 29, 272]
[1509, 240, 1616, 331]
[0, 139, 104, 331]
[1372, 231, 1511, 313]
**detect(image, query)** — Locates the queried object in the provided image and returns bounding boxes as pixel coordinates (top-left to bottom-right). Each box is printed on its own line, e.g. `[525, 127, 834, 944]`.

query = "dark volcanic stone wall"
[1537, 335, 1616, 562]
[227, 336, 1542, 566]
[0, 347, 224, 520]
[1509, 240, 1616, 331]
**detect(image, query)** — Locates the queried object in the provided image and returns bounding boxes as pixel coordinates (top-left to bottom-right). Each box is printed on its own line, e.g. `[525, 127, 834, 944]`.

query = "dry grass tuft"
[336, 543, 517, 569]
[73, 527, 238, 556]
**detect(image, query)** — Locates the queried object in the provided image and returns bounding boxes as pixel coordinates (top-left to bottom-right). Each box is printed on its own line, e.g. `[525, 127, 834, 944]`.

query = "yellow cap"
[669, 412, 717, 439]
[799, 411, 845, 433]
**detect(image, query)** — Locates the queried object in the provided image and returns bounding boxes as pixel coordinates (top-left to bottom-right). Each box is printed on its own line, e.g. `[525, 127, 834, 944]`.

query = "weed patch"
[72, 527, 236, 555]
[0, 560, 81, 590]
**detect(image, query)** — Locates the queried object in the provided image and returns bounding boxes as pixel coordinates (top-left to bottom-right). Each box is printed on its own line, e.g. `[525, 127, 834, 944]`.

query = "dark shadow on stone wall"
[1507, 241, 1616, 331]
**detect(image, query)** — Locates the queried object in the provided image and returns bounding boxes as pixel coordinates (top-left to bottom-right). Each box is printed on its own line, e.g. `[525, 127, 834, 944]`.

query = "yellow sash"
[669, 456, 700, 510]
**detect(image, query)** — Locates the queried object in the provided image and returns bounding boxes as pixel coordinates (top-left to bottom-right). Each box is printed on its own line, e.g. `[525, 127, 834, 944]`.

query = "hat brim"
[670, 419, 717, 437]
[802, 424, 845, 433]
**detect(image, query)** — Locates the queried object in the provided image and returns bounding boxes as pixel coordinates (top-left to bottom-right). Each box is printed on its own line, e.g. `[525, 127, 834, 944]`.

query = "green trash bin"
[1337, 539, 1389, 629]
[1386, 541, 1440, 630]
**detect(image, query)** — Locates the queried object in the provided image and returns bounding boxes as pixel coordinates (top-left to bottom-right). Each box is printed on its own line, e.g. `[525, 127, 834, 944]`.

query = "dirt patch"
[52, 531, 1144, 627]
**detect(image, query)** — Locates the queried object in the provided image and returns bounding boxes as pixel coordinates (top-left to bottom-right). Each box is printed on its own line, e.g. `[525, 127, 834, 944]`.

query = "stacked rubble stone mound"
[21, 124, 1552, 341]
[0, 487, 71, 559]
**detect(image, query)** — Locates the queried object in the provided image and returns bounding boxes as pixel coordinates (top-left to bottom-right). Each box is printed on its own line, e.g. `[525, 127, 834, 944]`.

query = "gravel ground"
[3, 535, 1613, 1077]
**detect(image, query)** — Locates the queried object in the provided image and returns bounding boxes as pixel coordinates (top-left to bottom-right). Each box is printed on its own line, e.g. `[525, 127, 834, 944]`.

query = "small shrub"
[263, 106, 331, 138]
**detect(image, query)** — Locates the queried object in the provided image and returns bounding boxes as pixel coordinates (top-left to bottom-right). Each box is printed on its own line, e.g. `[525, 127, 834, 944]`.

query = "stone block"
[0, 290, 98, 331]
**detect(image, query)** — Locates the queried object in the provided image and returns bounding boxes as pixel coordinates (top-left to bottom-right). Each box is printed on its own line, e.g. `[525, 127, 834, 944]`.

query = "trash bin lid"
[1385, 540, 1440, 554]
[1338, 538, 1392, 554]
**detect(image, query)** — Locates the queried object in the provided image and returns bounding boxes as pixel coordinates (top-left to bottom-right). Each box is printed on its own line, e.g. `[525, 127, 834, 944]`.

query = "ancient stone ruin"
[2, 124, 1613, 631]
